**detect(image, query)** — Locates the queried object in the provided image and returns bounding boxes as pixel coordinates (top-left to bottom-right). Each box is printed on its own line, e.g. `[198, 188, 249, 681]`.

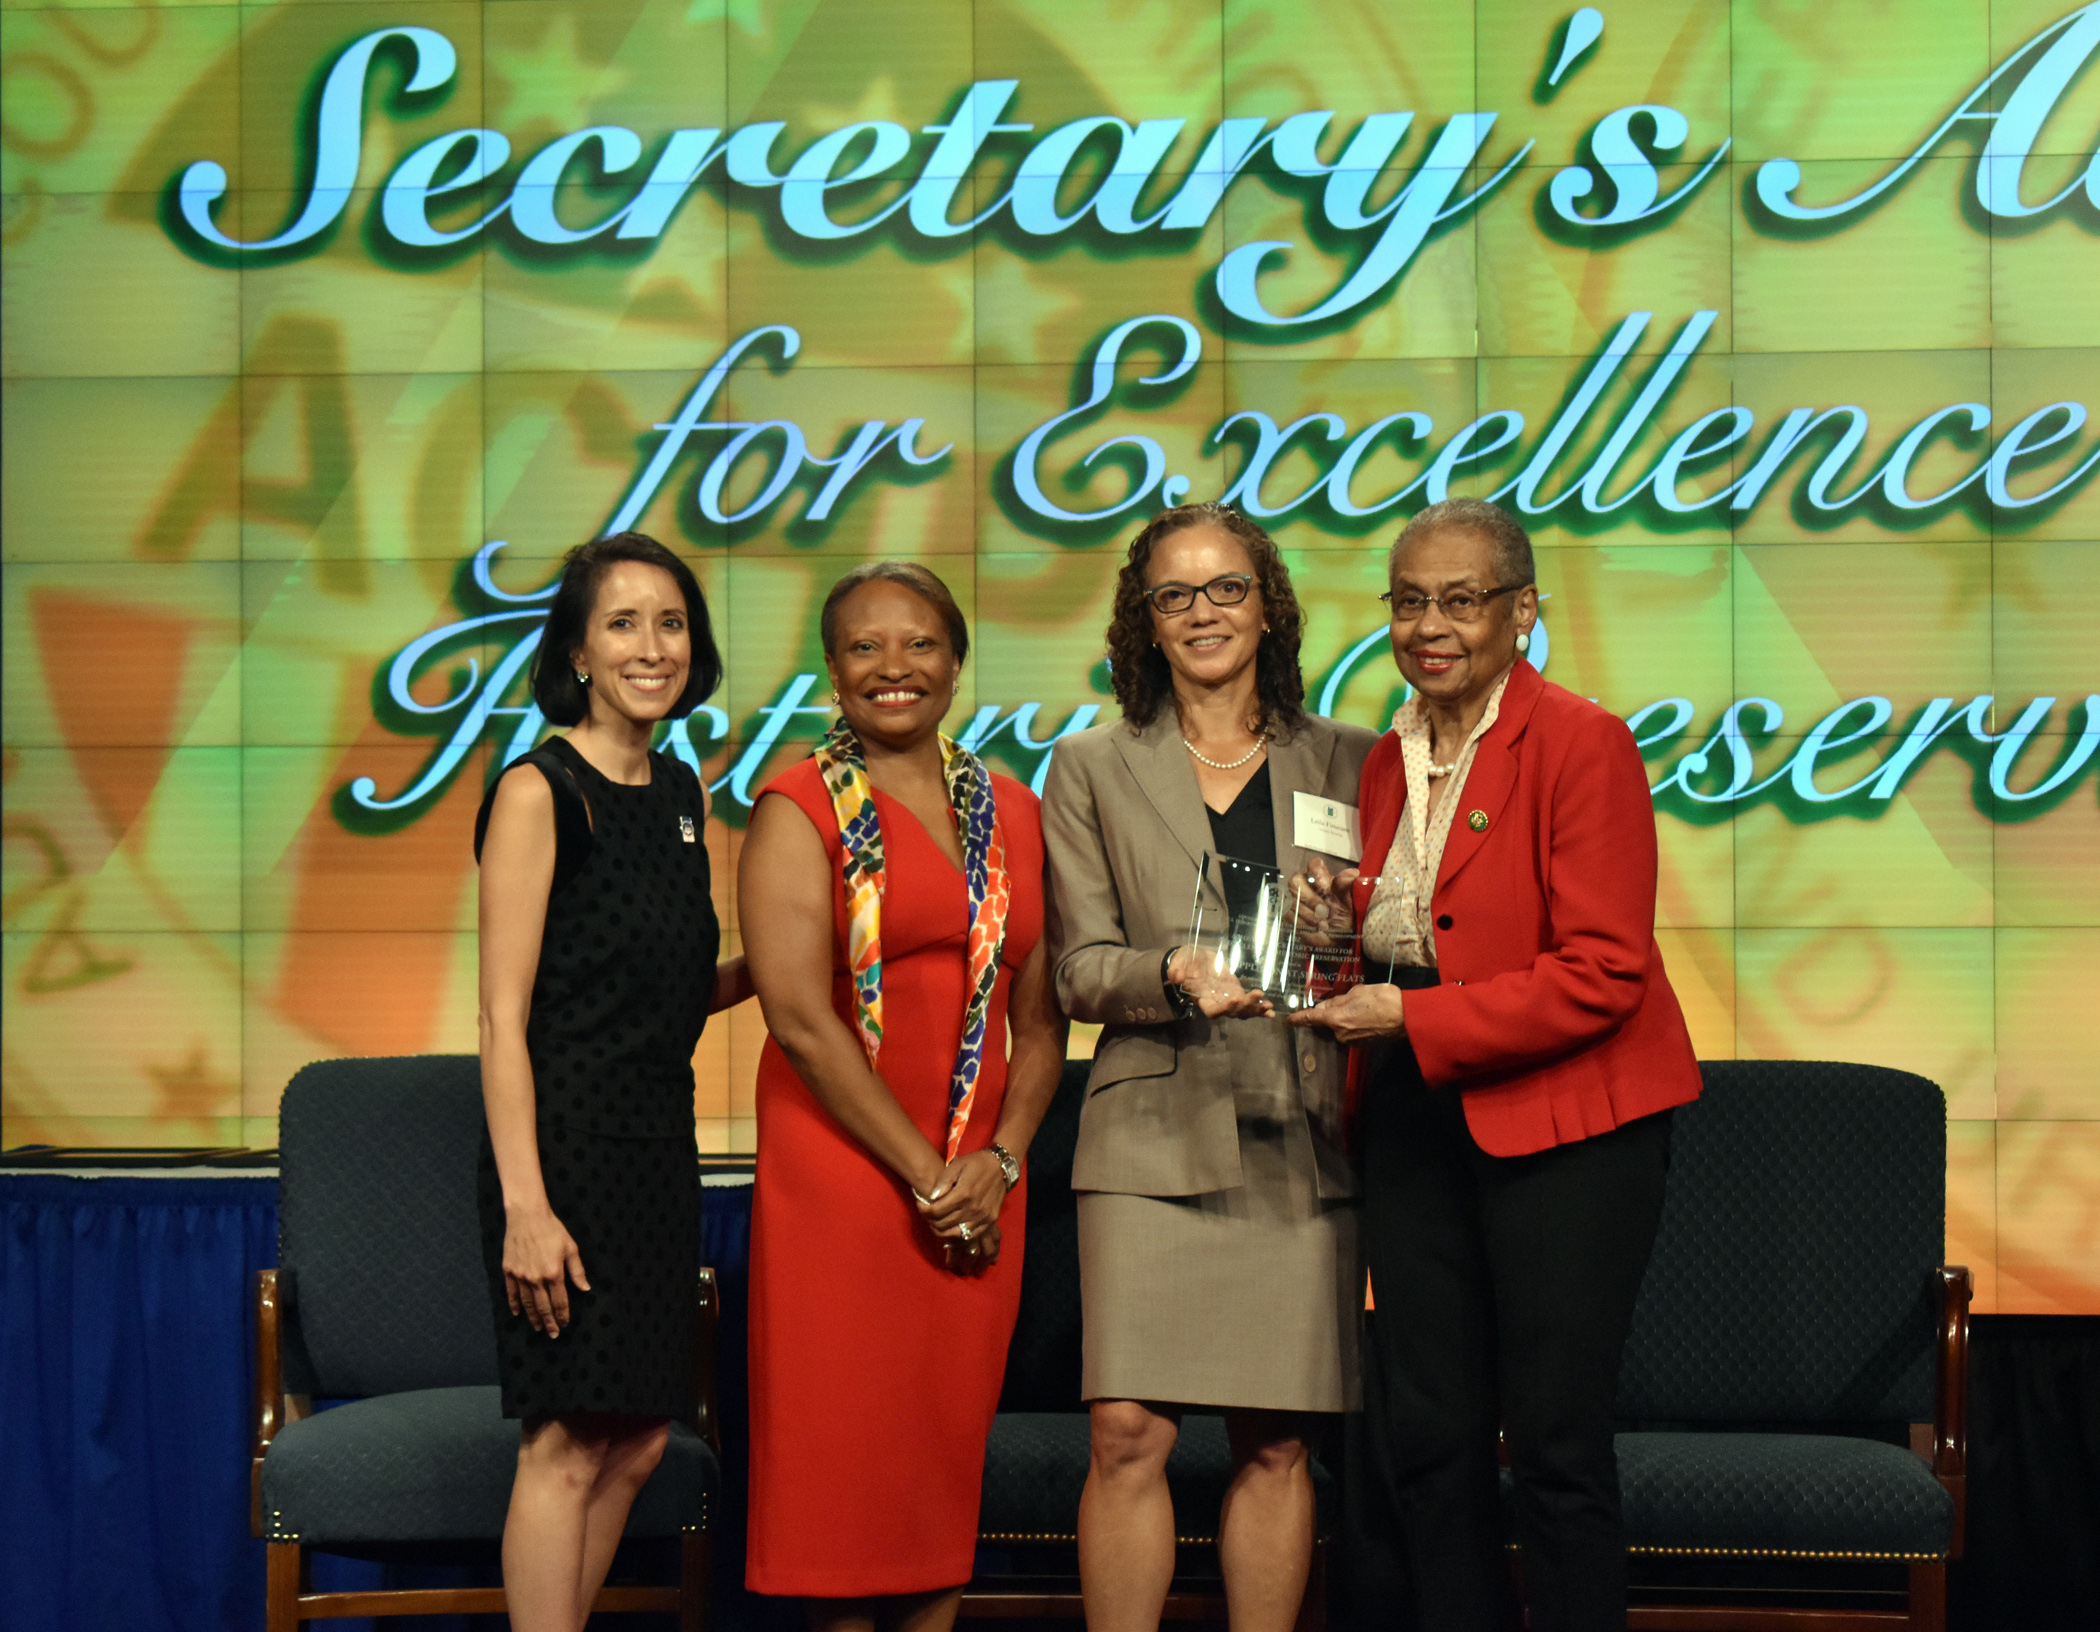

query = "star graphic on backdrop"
[685, 0, 770, 37]
[800, 76, 910, 132]
[488, 14, 633, 136]
[145, 1044, 238, 1128]
[968, 254, 1087, 367]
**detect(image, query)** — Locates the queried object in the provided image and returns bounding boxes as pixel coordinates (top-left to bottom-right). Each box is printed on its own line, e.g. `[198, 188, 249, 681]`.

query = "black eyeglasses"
[1146, 573, 1255, 615]
[1379, 585, 1521, 624]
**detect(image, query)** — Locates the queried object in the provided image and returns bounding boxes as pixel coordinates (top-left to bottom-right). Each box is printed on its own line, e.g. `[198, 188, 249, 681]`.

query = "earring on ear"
[575, 670, 591, 685]
[830, 689, 840, 703]
[1516, 630, 1531, 653]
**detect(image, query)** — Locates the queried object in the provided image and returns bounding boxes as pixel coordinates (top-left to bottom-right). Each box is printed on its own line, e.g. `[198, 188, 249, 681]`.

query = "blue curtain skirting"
[0, 1173, 754, 1632]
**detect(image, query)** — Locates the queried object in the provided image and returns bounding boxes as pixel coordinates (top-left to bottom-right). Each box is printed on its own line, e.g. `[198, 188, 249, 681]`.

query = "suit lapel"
[1112, 713, 1217, 881]
[1266, 721, 1338, 875]
[1435, 659, 1544, 892]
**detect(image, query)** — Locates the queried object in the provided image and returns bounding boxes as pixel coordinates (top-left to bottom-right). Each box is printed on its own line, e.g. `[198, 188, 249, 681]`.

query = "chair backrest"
[997, 1059, 1090, 1412]
[1618, 1059, 1945, 1425]
[277, 1055, 498, 1398]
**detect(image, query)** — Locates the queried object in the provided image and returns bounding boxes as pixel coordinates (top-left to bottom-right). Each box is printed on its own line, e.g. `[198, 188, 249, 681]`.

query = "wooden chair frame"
[959, 1534, 1328, 1631]
[1625, 1262, 1972, 1632]
[252, 1264, 720, 1631]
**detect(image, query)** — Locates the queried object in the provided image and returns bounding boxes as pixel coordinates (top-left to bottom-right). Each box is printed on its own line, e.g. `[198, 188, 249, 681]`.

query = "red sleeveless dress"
[746, 758, 1044, 1596]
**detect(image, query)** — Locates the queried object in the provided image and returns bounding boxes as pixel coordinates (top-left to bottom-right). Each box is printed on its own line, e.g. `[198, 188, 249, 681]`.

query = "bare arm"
[711, 955, 755, 1012]
[695, 776, 756, 1014]
[477, 766, 588, 1336]
[994, 935, 1069, 1168]
[738, 791, 947, 1200]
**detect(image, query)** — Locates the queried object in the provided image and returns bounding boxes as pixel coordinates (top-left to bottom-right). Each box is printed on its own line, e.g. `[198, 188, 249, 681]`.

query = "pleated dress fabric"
[745, 758, 1045, 1597]
[1076, 764, 1361, 1415]
[473, 737, 718, 1423]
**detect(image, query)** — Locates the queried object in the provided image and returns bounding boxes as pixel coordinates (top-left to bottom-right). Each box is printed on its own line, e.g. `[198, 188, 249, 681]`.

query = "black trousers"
[1344, 1021, 1673, 1632]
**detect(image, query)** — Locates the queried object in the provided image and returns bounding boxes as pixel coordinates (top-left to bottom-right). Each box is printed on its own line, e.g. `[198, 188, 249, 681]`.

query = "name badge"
[1292, 792, 1362, 861]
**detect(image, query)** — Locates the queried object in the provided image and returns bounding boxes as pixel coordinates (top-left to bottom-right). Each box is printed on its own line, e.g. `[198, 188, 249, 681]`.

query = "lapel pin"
[678, 815, 696, 842]
[1467, 809, 1488, 831]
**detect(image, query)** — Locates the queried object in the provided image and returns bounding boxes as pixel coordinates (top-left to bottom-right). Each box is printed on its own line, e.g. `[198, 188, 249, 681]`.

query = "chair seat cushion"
[260, 1385, 715, 1544]
[1617, 1432, 1955, 1559]
[979, 1412, 1334, 1543]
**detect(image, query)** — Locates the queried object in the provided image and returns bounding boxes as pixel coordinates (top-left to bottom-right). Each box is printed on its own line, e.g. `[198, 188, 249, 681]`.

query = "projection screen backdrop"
[2, 0, 2097, 1312]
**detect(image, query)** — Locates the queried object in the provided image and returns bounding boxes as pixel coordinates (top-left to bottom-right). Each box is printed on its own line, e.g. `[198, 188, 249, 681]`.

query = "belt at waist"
[1359, 961, 1441, 992]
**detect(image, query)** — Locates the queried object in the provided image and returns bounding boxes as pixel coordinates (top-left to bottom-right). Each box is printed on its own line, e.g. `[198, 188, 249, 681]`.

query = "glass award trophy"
[1184, 852, 1365, 1011]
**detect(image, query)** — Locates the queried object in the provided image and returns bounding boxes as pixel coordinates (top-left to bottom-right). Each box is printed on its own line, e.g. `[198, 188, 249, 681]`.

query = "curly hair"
[1104, 502, 1307, 736]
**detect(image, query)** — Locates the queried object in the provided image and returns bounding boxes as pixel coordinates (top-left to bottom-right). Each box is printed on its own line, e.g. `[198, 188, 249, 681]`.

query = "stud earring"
[1516, 631, 1531, 654]
[831, 689, 840, 703]
[575, 670, 591, 685]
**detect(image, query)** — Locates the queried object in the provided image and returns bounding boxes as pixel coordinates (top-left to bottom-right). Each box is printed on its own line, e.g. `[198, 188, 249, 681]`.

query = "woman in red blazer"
[1293, 498, 1700, 1632]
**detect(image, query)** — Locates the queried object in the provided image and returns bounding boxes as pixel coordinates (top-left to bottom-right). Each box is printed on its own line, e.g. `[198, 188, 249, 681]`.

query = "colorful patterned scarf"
[813, 722, 1011, 1161]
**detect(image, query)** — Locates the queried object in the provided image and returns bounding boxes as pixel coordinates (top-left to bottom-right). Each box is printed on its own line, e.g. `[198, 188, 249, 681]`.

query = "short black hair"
[529, 532, 722, 727]
[818, 562, 970, 664]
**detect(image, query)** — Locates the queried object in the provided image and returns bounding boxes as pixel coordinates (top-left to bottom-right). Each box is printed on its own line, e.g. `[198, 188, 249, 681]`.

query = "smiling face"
[1144, 523, 1266, 700]
[1387, 526, 1538, 711]
[570, 560, 692, 728]
[826, 578, 961, 752]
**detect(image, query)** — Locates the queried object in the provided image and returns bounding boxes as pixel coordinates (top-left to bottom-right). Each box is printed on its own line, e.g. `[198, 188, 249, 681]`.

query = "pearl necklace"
[1183, 732, 1268, 771]
[1425, 758, 1458, 779]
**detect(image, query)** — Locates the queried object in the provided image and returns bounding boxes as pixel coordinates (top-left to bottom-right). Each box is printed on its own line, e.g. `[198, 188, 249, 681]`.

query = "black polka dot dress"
[473, 735, 719, 1423]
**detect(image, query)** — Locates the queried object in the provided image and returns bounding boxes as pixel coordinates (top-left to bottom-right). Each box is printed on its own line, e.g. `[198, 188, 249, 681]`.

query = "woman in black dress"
[475, 531, 749, 1632]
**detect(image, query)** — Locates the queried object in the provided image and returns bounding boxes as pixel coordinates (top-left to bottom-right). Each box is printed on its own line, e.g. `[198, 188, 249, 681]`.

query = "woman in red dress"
[740, 563, 1066, 1630]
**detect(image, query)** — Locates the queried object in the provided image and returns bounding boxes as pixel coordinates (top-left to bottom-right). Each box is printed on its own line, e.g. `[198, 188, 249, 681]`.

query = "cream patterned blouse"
[1358, 669, 1512, 968]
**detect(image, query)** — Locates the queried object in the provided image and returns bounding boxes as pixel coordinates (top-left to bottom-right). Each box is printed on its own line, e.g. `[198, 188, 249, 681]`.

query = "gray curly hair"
[1389, 498, 1536, 590]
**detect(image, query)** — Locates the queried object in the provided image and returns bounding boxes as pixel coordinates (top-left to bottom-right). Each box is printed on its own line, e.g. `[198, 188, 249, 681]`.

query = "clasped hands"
[1165, 857, 1409, 1043]
[1282, 857, 1409, 1042]
[913, 1148, 1010, 1276]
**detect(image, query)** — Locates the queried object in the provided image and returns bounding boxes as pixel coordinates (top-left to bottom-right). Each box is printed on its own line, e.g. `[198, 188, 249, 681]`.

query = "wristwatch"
[988, 1142, 1022, 1189]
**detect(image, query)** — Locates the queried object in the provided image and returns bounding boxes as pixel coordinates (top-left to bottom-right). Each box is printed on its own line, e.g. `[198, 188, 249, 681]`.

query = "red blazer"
[1349, 658, 1701, 1157]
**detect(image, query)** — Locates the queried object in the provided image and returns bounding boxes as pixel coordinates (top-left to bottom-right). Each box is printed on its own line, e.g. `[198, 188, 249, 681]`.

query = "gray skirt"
[1077, 1107, 1360, 1414]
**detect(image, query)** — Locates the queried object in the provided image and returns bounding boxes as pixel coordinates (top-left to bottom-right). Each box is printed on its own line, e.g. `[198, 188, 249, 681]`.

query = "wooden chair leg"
[265, 1541, 302, 1632]
[679, 1528, 711, 1632]
[1907, 1561, 1947, 1632]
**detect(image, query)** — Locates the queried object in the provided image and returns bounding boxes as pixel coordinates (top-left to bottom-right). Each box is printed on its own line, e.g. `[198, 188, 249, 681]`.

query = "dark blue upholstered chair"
[1616, 1060, 1970, 1631]
[252, 1055, 718, 1631]
[967, 1059, 1337, 1625]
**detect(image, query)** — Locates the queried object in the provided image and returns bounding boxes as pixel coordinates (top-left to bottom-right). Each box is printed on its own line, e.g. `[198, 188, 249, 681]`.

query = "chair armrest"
[1933, 1263, 1971, 1556]
[695, 1266, 721, 1459]
[253, 1269, 283, 1537]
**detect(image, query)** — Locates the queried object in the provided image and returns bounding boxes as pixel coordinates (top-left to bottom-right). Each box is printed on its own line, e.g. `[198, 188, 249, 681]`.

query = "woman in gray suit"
[1041, 502, 1376, 1632]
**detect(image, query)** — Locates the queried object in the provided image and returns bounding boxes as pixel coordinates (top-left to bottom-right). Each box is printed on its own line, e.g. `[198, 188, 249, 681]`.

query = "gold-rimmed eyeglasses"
[1146, 573, 1255, 615]
[1379, 585, 1521, 624]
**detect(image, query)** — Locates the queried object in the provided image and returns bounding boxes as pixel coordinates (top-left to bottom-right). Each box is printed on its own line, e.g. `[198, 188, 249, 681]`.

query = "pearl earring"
[1516, 631, 1531, 654]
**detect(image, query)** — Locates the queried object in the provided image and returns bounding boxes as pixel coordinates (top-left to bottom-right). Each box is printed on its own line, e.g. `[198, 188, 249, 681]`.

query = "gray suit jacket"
[1041, 710, 1379, 1199]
